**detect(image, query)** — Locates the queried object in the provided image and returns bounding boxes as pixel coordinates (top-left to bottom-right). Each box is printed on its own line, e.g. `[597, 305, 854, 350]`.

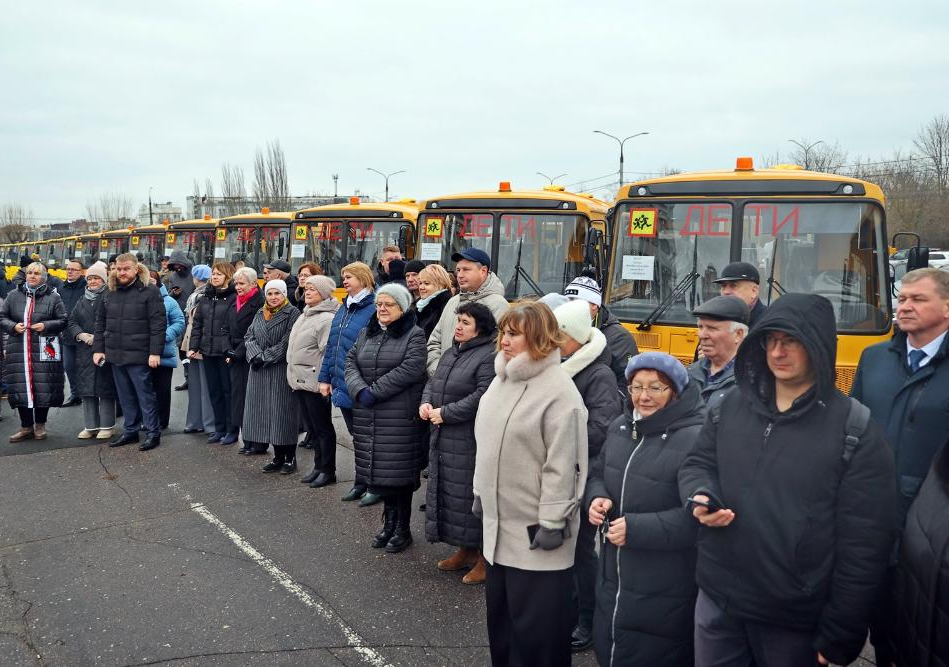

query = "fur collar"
[366, 308, 418, 339]
[560, 327, 607, 378]
[108, 263, 150, 291]
[494, 349, 560, 382]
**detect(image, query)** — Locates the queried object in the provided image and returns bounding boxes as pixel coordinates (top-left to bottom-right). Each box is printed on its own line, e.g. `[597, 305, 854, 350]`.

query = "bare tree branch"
[0, 202, 34, 242]
[913, 114, 949, 192]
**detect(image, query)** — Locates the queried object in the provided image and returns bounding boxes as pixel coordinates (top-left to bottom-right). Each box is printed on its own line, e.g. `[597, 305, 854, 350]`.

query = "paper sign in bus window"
[622, 255, 655, 281]
[426, 218, 443, 238]
[629, 209, 658, 237]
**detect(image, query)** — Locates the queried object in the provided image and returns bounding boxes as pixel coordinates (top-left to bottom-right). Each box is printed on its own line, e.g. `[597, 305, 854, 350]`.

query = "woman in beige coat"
[287, 275, 340, 488]
[473, 301, 588, 667]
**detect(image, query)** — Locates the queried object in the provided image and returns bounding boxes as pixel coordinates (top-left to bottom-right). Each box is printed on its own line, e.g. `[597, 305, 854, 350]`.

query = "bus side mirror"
[584, 228, 603, 266]
[398, 224, 411, 255]
[906, 246, 930, 272]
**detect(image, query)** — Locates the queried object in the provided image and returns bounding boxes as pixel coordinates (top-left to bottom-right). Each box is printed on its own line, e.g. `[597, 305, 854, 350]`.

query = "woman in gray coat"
[345, 282, 427, 554]
[421, 301, 497, 585]
[287, 275, 340, 489]
[1, 262, 68, 442]
[241, 279, 301, 473]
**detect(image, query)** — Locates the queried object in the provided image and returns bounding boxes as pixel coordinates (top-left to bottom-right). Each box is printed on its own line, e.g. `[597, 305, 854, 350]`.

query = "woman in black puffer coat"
[421, 301, 496, 584]
[0, 262, 68, 442]
[189, 262, 237, 444]
[586, 352, 705, 667]
[894, 437, 949, 667]
[345, 283, 427, 554]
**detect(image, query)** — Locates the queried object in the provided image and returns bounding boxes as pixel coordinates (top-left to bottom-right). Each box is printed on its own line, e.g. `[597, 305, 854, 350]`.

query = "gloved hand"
[357, 388, 377, 408]
[472, 496, 483, 519]
[529, 526, 566, 551]
[250, 357, 264, 369]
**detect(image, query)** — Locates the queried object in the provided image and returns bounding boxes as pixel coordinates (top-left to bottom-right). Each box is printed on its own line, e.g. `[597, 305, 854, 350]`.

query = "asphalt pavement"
[0, 367, 600, 667]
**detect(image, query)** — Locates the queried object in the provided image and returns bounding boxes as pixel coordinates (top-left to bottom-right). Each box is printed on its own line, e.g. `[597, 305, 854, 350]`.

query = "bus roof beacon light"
[499, 181, 512, 192]
[735, 157, 754, 171]
[261, 207, 270, 215]
[350, 196, 360, 206]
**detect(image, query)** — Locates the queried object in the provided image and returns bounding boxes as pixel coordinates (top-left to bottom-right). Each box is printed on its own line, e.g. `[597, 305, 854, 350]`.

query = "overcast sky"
[2, 0, 947, 223]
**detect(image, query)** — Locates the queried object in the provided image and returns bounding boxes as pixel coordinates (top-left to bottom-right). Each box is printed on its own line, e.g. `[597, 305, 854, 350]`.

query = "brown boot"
[437, 547, 477, 572]
[9, 427, 34, 443]
[462, 554, 487, 585]
[33, 424, 47, 440]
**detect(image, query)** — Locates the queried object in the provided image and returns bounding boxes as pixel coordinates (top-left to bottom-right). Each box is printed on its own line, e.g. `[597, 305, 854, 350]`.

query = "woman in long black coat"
[225, 267, 265, 454]
[894, 437, 949, 667]
[586, 352, 704, 667]
[66, 262, 117, 439]
[421, 301, 496, 584]
[345, 283, 427, 554]
[0, 262, 68, 441]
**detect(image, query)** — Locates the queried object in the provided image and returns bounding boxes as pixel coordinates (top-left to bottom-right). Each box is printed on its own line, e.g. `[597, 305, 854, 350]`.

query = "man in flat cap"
[713, 261, 767, 327]
[688, 296, 749, 410]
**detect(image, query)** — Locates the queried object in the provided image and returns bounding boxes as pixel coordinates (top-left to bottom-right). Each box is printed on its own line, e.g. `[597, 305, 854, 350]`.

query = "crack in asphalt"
[0, 560, 44, 665]
[97, 445, 134, 508]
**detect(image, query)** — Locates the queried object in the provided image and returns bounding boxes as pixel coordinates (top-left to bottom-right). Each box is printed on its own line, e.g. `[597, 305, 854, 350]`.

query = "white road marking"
[188, 501, 391, 667]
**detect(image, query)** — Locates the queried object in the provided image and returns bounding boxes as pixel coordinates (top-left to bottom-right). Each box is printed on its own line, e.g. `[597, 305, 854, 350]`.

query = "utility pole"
[593, 130, 649, 186]
[366, 167, 406, 202]
[332, 173, 339, 199]
[148, 186, 154, 225]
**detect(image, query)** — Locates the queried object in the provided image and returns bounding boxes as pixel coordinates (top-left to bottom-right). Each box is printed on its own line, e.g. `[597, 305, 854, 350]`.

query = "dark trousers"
[112, 364, 160, 438]
[18, 407, 50, 428]
[297, 391, 336, 474]
[572, 514, 598, 630]
[63, 343, 78, 398]
[694, 589, 819, 667]
[229, 360, 249, 435]
[203, 356, 232, 434]
[340, 406, 354, 434]
[485, 563, 572, 667]
[271, 443, 297, 464]
[152, 366, 173, 430]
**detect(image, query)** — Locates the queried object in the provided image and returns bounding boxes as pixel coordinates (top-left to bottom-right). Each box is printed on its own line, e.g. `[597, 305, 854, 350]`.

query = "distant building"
[185, 195, 355, 220]
[137, 202, 183, 227]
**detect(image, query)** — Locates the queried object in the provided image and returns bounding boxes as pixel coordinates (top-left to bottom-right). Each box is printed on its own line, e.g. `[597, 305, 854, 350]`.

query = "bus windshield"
[221, 225, 290, 272]
[135, 233, 164, 270]
[607, 201, 889, 331]
[346, 220, 408, 275]
[167, 230, 215, 268]
[419, 212, 588, 299]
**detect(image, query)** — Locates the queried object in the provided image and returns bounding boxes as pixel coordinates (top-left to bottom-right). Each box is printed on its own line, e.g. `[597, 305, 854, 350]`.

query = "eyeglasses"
[760, 333, 803, 352]
[376, 302, 398, 310]
[629, 384, 670, 398]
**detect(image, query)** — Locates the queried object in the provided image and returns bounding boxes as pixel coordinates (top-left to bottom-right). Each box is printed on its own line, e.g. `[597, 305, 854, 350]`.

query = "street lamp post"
[366, 167, 406, 202]
[788, 139, 824, 171]
[593, 130, 648, 186]
[148, 186, 154, 226]
[536, 171, 567, 185]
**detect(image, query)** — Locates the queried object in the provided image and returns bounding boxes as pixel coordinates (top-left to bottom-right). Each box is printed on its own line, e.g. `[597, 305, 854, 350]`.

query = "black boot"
[385, 493, 413, 553]
[300, 467, 320, 484]
[371, 498, 397, 548]
[262, 446, 284, 473]
[280, 447, 297, 474]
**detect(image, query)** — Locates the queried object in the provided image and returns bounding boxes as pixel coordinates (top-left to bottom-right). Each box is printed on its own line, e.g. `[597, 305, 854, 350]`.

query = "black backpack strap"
[842, 397, 872, 464]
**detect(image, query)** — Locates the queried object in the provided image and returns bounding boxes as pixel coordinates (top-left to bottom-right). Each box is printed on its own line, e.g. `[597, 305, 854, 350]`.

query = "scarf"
[84, 283, 107, 302]
[346, 288, 371, 307]
[415, 288, 447, 312]
[24, 281, 42, 296]
[263, 297, 288, 321]
[236, 286, 259, 312]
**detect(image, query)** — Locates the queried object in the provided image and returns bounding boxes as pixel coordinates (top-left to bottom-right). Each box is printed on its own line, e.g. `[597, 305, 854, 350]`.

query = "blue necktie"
[908, 349, 927, 373]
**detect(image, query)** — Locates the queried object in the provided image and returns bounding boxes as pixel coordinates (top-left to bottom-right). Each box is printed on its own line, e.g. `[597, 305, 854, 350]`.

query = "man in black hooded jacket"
[679, 293, 897, 666]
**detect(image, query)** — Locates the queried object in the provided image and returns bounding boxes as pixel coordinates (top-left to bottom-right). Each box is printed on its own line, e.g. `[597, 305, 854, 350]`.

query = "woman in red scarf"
[223, 266, 265, 454]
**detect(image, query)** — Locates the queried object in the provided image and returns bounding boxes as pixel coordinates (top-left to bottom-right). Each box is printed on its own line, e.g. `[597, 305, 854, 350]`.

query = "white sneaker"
[96, 428, 114, 440]
[78, 429, 98, 439]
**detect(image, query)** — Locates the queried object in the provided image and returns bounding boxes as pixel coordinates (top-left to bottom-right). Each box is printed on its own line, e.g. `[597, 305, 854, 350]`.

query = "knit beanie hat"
[376, 282, 412, 312]
[554, 299, 594, 344]
[624, 352, 689, 394]
[539, 292, 570, 311]
[264, 279, 288, 297]
[404, 259, 426, 275]
[86, 261, 108, 282]
[191, 264, 211, 282]
[564, 275, 602, 306]
[306, 274, 337, 300]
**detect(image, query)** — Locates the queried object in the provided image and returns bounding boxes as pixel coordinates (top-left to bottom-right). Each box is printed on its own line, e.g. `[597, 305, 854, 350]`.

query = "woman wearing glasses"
[345, 282, 427, 553]
[586, 351, 705, 667]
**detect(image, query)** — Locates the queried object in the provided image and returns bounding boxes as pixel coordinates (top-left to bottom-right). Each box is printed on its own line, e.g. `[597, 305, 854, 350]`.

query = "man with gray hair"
[688, 295, 749, 410]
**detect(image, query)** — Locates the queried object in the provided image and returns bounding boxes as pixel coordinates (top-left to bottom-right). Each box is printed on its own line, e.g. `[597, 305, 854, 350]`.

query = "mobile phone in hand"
[687, 497, 722, 514]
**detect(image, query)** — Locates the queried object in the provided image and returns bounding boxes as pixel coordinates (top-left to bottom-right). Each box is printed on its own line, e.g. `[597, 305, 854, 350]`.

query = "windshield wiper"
[766, 236, 786, 303]
[512, 239, 543, 297]
[637, 270, 699, 330]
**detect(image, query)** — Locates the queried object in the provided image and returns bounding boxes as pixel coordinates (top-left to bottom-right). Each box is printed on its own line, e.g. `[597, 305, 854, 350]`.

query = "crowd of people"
[2, 244, 949, 667]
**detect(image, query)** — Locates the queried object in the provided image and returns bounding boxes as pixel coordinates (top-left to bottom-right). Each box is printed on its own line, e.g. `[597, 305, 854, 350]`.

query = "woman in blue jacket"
[151, 272, 185, 431]
[318, 261, 376, 503]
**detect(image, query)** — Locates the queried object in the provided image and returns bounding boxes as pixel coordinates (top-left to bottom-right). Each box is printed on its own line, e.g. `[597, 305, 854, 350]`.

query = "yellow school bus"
[128, 224, 171, 270]
[98, 228, 132, 263]
[165, 216, 218, 269]
[416, 183, 609, 300]
[74, 233, 103, 269]
[40, 236, 79, 280]
[603, 158, 891, 391]
[291, 198, 419, 280]
[215, 208, 294, 274]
